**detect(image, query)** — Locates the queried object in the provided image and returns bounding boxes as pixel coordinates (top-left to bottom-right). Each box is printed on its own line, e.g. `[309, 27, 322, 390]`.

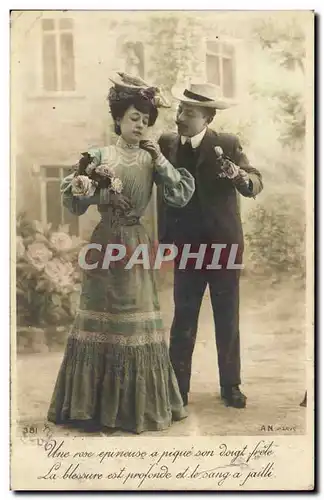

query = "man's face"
[176, 103, 210, 137]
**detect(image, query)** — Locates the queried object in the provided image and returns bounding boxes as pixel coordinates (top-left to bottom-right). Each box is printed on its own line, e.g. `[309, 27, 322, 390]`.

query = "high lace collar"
[116, 136, 140, 150]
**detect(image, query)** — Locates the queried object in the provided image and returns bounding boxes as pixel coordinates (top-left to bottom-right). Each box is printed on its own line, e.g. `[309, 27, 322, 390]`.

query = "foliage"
[145, 16, 204, 137]
[147, 17, 202, 90]
[244, 192, 306, 283]
[273, 91, 306, 148]
[250, 16, 306, 149]
[252, 16, 306, 73]
[16, 212, 85, 327]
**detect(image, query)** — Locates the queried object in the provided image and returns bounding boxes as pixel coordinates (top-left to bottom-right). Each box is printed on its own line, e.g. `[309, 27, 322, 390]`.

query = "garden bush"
[244, 191, 306, 283]
[16, 212, 85, 328]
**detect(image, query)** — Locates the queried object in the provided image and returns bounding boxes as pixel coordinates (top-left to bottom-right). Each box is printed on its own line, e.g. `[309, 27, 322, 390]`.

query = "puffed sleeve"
[153, 153, 195, 208]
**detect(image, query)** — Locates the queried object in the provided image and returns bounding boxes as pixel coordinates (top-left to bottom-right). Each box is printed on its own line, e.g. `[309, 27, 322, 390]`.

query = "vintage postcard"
[10, 10, 314, 491]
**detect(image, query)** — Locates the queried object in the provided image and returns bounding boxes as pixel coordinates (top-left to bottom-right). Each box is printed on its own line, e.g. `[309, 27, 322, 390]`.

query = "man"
[157, 82, 263, 408]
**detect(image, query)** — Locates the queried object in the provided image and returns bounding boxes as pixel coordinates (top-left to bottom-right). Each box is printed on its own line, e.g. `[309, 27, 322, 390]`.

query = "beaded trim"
[77, 309, 163, 323]
[116, 137, 140, 150]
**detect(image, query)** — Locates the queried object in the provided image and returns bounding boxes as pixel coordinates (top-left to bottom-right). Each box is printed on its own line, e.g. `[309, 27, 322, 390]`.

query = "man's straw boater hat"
[173, 82, 232, 109]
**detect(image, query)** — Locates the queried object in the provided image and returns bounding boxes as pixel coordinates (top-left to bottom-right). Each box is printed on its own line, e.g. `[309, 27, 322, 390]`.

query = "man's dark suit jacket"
[157, 128, 263, 252]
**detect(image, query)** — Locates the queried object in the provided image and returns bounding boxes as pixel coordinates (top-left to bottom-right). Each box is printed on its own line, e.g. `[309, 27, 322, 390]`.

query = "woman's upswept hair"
[107, 86, 158, 135]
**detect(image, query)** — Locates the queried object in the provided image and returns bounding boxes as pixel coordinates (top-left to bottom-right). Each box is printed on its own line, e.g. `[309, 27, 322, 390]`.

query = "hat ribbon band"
[183, 89, 214, 102]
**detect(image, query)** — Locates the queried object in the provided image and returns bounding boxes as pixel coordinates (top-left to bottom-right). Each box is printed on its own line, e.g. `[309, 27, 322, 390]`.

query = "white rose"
[16, 236, 25, 259]
[71, 175, 96, 197]
[110, 177, 123, 194]
[26, 243, 53, 271]
[44, 258, 74, 291]
[50, 232, 73, 252]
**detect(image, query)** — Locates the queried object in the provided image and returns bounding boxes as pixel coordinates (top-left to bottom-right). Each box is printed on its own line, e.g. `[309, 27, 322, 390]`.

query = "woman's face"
[117, 105, 149, 144]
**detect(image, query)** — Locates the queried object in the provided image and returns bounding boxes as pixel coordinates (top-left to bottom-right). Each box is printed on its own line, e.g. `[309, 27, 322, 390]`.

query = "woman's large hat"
[109, 72, 171, 108]
[172, 82, 232, 109]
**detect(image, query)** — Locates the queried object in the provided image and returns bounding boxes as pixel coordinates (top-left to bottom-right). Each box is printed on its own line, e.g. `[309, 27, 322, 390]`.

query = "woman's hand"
[108, 192, 132, 212]
[139, 140, 161, 161]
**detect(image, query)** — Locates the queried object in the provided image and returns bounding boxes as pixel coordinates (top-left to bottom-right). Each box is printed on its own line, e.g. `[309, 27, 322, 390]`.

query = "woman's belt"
[99, 211, 140, 227]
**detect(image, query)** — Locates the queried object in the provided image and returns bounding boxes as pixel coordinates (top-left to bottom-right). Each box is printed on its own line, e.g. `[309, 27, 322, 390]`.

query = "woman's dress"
[47, 136, 195, 433]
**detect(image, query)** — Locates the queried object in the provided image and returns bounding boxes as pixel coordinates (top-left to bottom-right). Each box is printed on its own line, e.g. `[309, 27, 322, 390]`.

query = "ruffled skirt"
[47, 221, 187, 433]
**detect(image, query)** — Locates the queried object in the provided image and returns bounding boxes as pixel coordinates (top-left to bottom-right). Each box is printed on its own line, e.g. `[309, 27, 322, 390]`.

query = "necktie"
[179, 137, 197, 178]
[181, 138, 193, 155]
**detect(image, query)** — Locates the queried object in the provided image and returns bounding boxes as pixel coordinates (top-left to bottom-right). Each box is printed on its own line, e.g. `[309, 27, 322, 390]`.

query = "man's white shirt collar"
[180, 127, 207, 149]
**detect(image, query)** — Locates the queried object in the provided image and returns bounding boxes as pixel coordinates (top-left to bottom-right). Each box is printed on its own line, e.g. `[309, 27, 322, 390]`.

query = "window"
[40, 166, 79, 235]
[206, 41, 236, 98]
[41, 18, 75, 91]
[122, 42, 145, 79]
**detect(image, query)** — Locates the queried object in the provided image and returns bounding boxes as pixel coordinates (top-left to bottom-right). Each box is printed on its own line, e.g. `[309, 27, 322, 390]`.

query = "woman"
[47, 74, 195, 434]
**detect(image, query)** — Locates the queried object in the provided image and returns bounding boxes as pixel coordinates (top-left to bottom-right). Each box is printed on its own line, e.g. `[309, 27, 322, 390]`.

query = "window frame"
[40, 165, 79, 234]
[204, 37, 237, 100]
[38, 15, 77, 96]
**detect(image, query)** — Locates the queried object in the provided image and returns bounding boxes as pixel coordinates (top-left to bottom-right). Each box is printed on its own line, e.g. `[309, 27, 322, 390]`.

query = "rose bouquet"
[71, 152, 123, 198]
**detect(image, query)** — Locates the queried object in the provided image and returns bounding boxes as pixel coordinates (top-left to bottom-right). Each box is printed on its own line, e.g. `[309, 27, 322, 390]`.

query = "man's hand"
[221, 158, 240, 179]
[139, 140, 161, 161]
[214, 146, 239, 179]
[214, 146, 250, 184]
